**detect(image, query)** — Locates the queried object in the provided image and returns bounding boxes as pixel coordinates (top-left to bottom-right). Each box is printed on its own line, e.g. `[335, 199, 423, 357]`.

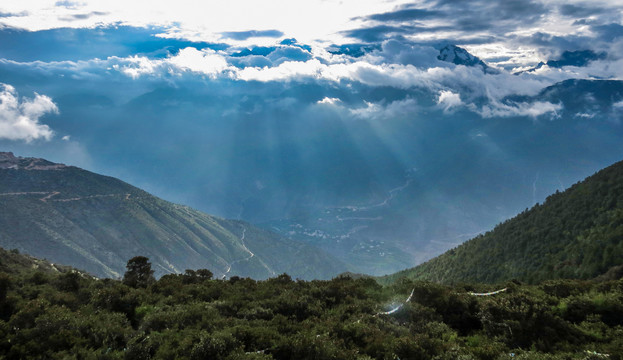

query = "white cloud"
[168, 48, 230, 77]
[349, 98, 418, 120]
[0, 84, 57, 142]
[437, 90, 462, 112]
[118, 56, 160, 79]
[477, 100, 562, 119]
[231, 57, 557, 103]
[236, 59, 328, 82]
[317, 97, 341, 105]
[117, 47, 233, 79]
[3, 39, 612, 124]
[575, 112, 595, 119]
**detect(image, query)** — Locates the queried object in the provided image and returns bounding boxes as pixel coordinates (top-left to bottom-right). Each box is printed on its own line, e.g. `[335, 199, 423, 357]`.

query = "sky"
[1, 0, 623, 273]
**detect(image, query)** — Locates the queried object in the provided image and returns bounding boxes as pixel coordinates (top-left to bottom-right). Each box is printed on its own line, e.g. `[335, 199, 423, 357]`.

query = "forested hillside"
[0, 249, 621, 359]
[381, 159, 623, 285]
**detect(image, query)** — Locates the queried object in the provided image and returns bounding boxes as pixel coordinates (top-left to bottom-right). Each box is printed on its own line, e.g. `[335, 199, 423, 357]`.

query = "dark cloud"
[342, 24, 450, 42]
[492, 0, 548, 21]
[59, 11, 108, 21]
[230, 46, 276, 57]
[377, 40, 439, 67]
[517, 32, 593, 54]
[339, 0, 622, 68]
[327, 43, 381, 58]
[228, 43, 312, 68]
[590, 23, 623, 42]
[54, 0, 84, 9]
[279, 38, 312, 52]
[220, 29, 284, 41]
[0, 26, 228, 62]
[267, 46, 312, 65]
[365, 7, 442, 22]
[341, 25, 410, 42]
[344, 0, 550, 42]
[0, 11, 28, 18]
[445, 0, 547, 32]
[559, 4, 606, 17]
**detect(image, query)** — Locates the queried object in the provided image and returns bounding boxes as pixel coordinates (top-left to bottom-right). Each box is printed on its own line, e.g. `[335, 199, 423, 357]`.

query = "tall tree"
[122, 256, 155, 288]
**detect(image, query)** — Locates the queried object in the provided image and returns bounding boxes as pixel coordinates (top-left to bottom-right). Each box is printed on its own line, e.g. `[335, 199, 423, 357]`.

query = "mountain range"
[3, 148, 623, 287]
[4, 34, 623, 277]
[0, 152, 346, 279]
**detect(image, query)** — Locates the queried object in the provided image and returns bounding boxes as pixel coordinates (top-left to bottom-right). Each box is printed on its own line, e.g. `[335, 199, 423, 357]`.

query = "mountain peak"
[437, 45, 497, 74]
[0, 151, 67, 170]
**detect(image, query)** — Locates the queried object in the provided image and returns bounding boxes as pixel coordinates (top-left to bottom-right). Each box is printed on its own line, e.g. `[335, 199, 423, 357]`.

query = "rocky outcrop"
[0, 152, 67, 170]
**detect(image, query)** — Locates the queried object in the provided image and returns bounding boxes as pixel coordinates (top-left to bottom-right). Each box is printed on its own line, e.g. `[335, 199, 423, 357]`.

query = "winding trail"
[378, 287, 508, 316]
[221, 226, 277, 279]
[40, 191, 60, 202]
[0, 191, 132, 202]
[335, 179, 412, 213]
[469, 288, 508, 296]
[229, 228, 255, 267]
[0, 191, 50, 198]
[221, 227, 254, 278]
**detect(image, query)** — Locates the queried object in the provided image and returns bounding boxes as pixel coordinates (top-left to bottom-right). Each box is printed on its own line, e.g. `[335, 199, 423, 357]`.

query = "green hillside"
[0, 152, 346, 279]
[381, 159, 623, 285]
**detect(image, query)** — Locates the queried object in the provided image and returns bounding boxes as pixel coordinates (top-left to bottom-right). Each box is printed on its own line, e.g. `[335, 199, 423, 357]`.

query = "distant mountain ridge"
[380, 158, 623, 285]
[535, 50, 606, 70]
[0, 152, 347, 280]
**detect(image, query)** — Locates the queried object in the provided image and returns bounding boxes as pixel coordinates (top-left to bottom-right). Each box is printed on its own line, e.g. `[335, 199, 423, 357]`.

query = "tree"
[196, 269, 213, 280]
[123, 256, 155, 288]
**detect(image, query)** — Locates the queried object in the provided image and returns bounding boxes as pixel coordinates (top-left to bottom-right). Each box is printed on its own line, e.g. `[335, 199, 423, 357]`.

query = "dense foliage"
[382, 160, 623, 285]
[0, 253, 621, 359]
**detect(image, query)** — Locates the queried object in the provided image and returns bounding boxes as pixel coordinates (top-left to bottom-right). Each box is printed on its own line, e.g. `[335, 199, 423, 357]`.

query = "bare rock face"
[0, 152, 18, 169]
[0, 152, 67, 170]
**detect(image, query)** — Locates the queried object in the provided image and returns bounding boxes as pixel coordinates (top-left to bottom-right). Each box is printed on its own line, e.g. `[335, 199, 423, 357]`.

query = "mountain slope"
[0, 246, 88, 277]
[0, 152, 347, 279]
[380, 159, 623, 285]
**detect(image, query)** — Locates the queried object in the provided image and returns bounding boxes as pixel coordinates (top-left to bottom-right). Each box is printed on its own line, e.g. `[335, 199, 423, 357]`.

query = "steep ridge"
[381, 159, 623, 285]
[0, 152, 347, 279]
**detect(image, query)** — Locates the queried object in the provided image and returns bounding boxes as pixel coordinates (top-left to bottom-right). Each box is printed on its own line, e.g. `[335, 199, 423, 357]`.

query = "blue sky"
[1, 0, 623, 273]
